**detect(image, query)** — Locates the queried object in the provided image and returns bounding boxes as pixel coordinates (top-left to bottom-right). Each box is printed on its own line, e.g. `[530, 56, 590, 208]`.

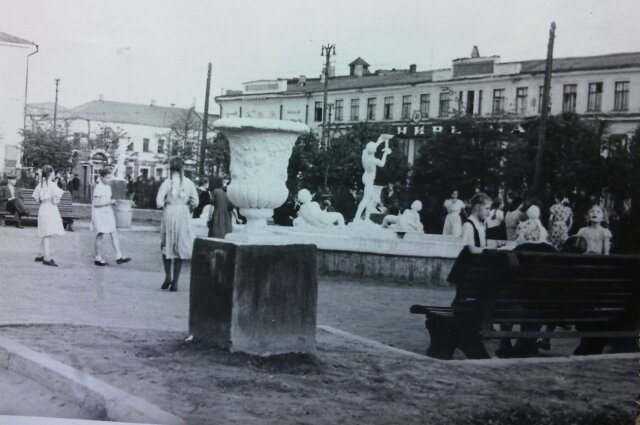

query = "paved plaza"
[0, 224, 446, 353]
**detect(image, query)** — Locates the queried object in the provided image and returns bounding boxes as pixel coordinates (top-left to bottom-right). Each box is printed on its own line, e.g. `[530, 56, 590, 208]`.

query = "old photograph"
[0, 0, 639, 424]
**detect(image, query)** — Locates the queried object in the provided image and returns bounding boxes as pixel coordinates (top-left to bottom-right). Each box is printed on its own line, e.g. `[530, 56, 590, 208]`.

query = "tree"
[21, 127, 74, 173]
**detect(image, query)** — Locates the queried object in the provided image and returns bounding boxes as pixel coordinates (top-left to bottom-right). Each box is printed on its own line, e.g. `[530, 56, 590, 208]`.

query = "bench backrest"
[455, 249, 640, 328]
[19, 188, 73, 218]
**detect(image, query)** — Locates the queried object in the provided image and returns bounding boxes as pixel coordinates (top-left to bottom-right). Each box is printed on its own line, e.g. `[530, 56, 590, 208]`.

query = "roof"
[26, 102, 71, 118]
[514, 51, 640, 74]
[0, 31, 32, 45]
[348, 57, 370, 67]
[68, 100, 215, 128]
[219, 51, 640, 98]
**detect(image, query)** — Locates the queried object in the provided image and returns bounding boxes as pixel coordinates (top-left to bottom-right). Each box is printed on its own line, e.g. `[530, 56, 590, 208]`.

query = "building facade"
[216, 48, 640, 164]
[28, 98, 217, 200]
[0, 31, 36, 173]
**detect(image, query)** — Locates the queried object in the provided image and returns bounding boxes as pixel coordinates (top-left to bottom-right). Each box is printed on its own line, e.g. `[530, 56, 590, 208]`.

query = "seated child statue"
[293, 189, 345, 228]
[382, 200, 424, 232]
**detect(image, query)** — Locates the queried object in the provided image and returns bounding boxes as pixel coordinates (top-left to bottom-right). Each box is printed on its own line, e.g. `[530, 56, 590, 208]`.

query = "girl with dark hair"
[33, 165, 65, 266]
[156, 157, 199, 291]
[485, 197, 506, 240]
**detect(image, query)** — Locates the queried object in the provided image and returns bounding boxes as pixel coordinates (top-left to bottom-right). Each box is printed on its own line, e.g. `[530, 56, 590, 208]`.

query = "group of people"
[13, 157, 219, 294]
[443, 189, 612, 255]
[447, 190, 615, 358]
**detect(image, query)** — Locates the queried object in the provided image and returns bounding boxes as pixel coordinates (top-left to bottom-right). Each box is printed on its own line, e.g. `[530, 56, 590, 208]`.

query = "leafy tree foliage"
[20, 128, 74, 173]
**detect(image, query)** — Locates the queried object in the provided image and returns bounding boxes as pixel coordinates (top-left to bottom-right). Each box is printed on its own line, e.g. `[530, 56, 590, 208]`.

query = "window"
[457, 91, 464, 112]
[383, 96, 394, 120]
[156, 168, 163, 178]
[314, 101, 323, 122]
[157, 139, 165, 154]
[538, 85, 552, 113]
[515, 87, 528, 115]
[142, 138, 150, 153]
[367, 97, 377, 120]
[334, 99, 343, 121]
[127, 142, 134, 152]
[438, 92, 450, 117]
[562, 84, 577, 113]
[401, 95, 412, 120]
[419, 94, 430, 117]
[587, 83, 603, 112]
[478, 90, 483, 115]
[614, 81, 629, 111]
[492, 89, 505, 114]
[350, 99, 360, 121]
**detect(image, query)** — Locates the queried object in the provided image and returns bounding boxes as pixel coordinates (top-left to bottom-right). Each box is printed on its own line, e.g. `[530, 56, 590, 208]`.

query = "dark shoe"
[94, 260, 108, 266]
[161, 279, 172, 290]
[43, 259, 58, 267]
[116, 257, 131, 265]
[169, 282, 178, 292]
[35, 256, 44, 262]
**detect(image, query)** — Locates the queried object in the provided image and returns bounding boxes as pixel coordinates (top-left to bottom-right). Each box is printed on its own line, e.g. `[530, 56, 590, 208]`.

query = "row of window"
[312, 80, 631, 122]
[127, 138, 164, 153]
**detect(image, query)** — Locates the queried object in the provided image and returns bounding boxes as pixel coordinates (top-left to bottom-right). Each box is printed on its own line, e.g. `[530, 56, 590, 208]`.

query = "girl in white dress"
[442, 190, 465, 236]
[92, 168, 131, 266]
[33, 165, 65, 267]
[156, 157, 199, 291]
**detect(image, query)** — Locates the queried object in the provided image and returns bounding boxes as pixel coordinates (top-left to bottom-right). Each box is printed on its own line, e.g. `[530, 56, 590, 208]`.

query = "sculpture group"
[293, 134, 424, 234]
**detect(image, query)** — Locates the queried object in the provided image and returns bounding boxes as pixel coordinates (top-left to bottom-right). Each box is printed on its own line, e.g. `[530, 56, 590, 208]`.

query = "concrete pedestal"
[189, 238, 318, 355]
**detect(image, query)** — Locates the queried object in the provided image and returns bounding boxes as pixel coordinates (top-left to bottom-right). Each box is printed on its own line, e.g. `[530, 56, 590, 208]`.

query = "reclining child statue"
[382, 200, 424, 232]
[293, 189, 345, 229]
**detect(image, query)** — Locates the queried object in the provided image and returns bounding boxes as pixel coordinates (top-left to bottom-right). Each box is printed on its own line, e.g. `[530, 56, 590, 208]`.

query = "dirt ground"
[0, 324, 636, 425]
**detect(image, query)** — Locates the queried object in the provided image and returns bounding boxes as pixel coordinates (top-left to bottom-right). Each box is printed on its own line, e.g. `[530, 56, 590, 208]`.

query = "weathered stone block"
[189, 238, 318, 355]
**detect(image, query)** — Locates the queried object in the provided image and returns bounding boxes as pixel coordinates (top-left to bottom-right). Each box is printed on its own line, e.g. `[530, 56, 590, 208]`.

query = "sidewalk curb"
[0, 335, 185, 425]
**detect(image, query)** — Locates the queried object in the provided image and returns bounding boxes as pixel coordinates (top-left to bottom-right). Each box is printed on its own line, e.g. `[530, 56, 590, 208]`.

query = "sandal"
[94, 260, 108, 266]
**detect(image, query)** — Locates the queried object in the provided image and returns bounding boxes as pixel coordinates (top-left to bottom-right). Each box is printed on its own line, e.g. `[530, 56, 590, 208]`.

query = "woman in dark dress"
[207, 179, 234, 238]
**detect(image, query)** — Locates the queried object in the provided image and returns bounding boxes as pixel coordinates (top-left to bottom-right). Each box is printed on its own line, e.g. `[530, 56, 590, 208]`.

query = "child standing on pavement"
[92, 168, 131, 266]
[33, 165, 65, 266]
[460, 192, 492, 253]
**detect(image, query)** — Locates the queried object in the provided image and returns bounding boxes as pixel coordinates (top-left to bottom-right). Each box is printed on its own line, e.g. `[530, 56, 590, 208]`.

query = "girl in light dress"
[92, 168, 131, 266]
[442, 190, 466, 237]
[156, 157, 199, 292]
[33, 165, 65, 267]
[577, 204, 612, 255]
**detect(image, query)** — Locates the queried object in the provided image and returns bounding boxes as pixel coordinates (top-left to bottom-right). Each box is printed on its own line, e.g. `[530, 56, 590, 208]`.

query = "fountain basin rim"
[214, 118, 310, 134]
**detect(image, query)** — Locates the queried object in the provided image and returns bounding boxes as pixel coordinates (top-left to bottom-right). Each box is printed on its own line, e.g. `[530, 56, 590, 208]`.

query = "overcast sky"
[3, 0, 640, 113]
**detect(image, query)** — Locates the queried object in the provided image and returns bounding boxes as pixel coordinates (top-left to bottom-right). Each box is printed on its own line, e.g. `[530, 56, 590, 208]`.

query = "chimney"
[298, 75, 306, 87]
[471, 45, 480, 58]
[170, 103, 175, 107]
[409, 64, 417, 73]
[150, 99, 157, 106]
[98, 94, 104, 101]
[354, 64, 363, 78]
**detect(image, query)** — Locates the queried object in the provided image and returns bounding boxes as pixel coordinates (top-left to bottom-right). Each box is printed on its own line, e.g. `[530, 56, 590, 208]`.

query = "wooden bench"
[410, 249, 640, 359]
[0, 188, 74, 230]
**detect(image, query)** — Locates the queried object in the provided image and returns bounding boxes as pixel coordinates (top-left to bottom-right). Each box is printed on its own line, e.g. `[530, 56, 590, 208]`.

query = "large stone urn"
[213, 118, 310, 231]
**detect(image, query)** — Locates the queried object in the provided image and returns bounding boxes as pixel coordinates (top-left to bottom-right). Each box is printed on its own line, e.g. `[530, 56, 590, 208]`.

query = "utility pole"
[533, 22, 556, 196]
[23, 43, 39, 129]
[199, 63, 212, 176]
[53, 78, 60, 137]
[320, 43, 336, 149]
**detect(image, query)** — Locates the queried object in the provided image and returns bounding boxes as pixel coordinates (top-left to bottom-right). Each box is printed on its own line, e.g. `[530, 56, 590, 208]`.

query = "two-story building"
[0, 31, 37, 174]
[216, 47, 640, 164]
[28, 98, 218, 200]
